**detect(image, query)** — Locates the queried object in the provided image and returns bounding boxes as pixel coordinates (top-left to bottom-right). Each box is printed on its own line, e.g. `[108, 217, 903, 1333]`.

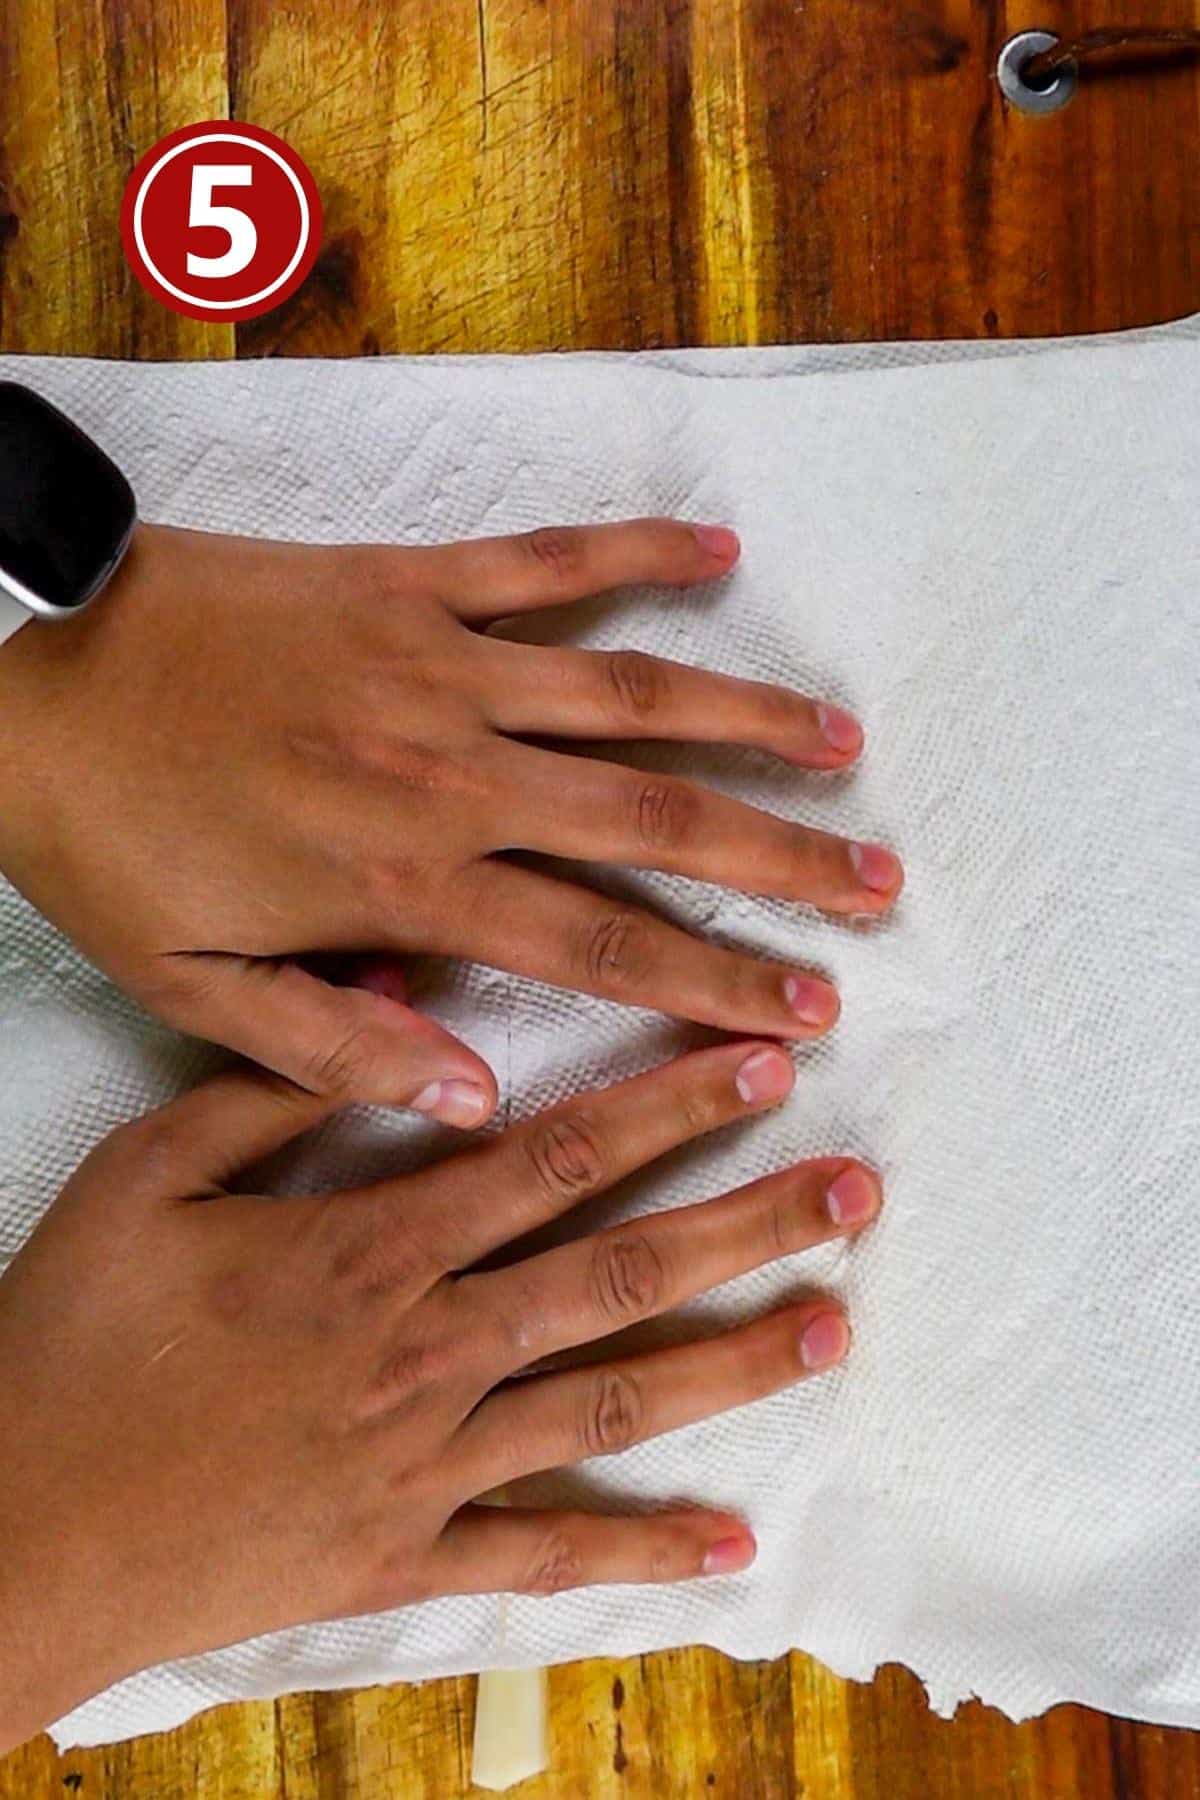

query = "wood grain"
[2, 0, 1199, 357]
[224, 0, 1200, 352]
[7, 1659, 1200, 1798]
[3, 0, 1200, 1794]
[0, 0, 231, 357]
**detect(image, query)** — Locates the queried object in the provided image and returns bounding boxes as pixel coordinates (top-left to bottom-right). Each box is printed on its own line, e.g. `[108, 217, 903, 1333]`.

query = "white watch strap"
[0, 587, 30, 648]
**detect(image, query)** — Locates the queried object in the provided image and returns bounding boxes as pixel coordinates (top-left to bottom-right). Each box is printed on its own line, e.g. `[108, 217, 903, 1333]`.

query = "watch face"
[0, 382, 137, 618]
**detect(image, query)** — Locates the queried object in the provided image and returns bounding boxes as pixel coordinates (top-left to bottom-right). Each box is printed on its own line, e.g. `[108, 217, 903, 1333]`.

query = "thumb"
[158, 952, 498, 1128]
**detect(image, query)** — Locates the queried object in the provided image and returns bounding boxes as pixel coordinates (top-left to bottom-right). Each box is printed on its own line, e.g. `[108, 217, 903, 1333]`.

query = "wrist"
[0, 524, 154, 891]
[0, 1348, 169, 1751]
[0, 618, 70, 891]
[0, 1494, 134, 1753]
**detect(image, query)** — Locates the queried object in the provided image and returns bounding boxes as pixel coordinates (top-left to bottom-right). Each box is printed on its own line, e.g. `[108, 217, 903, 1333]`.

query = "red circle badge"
[120, 122, 322, 322]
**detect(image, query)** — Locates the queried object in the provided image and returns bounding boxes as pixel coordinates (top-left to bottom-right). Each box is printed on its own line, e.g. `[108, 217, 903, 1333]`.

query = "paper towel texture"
[1, 332, 1197, 1745]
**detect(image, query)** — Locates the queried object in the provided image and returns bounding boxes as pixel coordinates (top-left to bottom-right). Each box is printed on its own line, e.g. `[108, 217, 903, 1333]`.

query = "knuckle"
[339, 545, 415, 616]
[369, 1336, 453, 1408]
[525, 1112, 606, 1203]
[367, 1553, 433, 1611]
[358, 856, 419, 915]
[582, 909, 653, 992]
[766, 1193, 795, 1259]
[379, 740, 462, 796]
[522, 1527, 587, 1597]
[109, 1107, 185, 1185]
[362, 727, 428, 782]
[137, 955, 221, 1025]
[581, 1369, 644, 1458]
[789, 820, 824, 866]
[713, 950, 756, 1016]
[606, 649, 666, 719]
[306, 1023, 384, 1100]
[350, 1242, 426, 1307]
[677, 1083, 721, 1137]
[523, 526, 584, 585]
[348, 1522, 431, 1615]
[589, 1231, 665, 1326]
[648, 1537, 688, 1583]
[330, 1201, 440, 1302]
[466, 1278, 543, 1368]
[339, 734, 476, 806]
[759, 682, 808, 728]
[634, 779, 694, 852]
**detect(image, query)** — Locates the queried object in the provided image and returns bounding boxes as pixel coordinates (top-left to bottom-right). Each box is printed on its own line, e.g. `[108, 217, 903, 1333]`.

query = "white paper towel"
[1, 327, 1198, 1746]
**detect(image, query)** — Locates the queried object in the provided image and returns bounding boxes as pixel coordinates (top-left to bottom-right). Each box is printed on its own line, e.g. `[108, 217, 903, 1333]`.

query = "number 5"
[187, 165, 256, 279]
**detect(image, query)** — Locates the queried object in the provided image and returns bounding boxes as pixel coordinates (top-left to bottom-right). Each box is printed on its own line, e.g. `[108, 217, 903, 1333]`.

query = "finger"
[456, 1302, 850, 1491]
[411, 518, 740, 623]
[425, 1503, 757, 1597]
[394, 1040, 796, 1270]
[109, 1068, 334, 1194]
[465, 1159, 880, 1373]
[482, 641, 863, 768]
[435, 862, 841, 1045]
[157, 953, 498, 1128]
[496, 747, 903, 916]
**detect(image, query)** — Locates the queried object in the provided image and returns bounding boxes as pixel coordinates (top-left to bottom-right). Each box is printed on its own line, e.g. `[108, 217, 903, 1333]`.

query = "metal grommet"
[997, 30, 1078, 115]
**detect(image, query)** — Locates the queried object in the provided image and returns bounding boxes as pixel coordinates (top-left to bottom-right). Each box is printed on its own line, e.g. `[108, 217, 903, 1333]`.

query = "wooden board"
[2, 0, 1199, 358]
[6, 1658, 1200, 1798]
[2, 1, 1200, 1794]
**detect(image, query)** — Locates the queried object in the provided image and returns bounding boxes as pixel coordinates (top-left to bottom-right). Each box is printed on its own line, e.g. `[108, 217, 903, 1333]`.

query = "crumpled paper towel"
[1, 325, 1198, 1747]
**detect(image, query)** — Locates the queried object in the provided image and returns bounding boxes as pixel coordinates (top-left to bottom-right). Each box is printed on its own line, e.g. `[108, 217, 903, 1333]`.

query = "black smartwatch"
[0, 381, 137, 646]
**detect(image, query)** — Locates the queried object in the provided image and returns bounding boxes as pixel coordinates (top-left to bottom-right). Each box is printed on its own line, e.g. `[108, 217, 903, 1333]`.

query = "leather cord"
[1023, 26, 1200, 83]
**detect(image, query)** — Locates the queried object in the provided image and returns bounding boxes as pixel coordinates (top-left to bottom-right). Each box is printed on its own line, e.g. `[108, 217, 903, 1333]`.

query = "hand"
[0, 519, 902, 1124]
[0, 1040, 880, 1749]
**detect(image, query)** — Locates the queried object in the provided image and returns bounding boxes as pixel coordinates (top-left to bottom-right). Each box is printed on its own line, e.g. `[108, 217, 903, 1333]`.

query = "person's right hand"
[0, 1039, 881, 1752]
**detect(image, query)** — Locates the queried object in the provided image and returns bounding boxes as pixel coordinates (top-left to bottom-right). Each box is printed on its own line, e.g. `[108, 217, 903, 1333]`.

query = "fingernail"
[815, 702, 862, 755]
[826, 1166, 880, 1227]
[411, 1080, 490, 1128]
[800, 1312, 851, 1371]
[784, 974, 838, 1029]
[702, 1533, 757, 1576]
[849, 841, 902, 895]
[735, 1047, 794, 1106]
[692, 523, 741, 562]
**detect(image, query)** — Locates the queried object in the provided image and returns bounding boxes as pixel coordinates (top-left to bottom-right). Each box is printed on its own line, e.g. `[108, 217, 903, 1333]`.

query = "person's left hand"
[0, 518, 901, 1124]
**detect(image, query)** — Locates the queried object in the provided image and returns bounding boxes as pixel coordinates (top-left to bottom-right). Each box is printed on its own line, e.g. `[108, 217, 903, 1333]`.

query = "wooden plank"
[0, 0, 231, 357]
[229, 0, 1200, 353]
[10, 1661, 1200, 1797]
[5, 0, 1199, 356]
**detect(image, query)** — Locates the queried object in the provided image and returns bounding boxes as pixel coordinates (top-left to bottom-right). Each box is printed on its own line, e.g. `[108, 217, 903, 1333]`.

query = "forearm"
[0, 542, 130, 907]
